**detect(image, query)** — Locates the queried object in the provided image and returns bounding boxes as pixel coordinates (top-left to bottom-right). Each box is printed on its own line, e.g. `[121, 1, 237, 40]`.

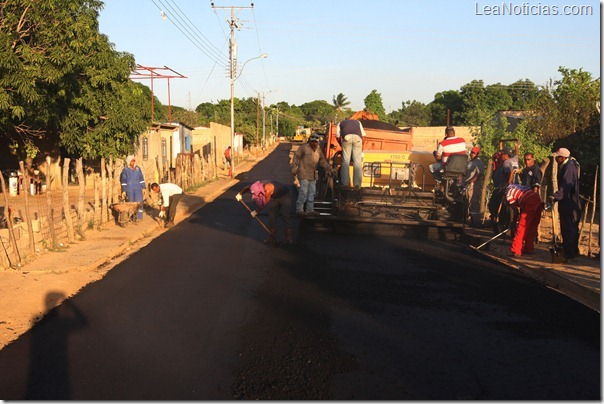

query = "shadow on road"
[25, 291, 88, 399]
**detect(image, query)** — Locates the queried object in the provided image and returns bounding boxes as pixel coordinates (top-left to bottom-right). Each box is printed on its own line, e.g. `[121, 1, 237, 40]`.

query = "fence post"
[46, 156, 59, 249]
[18, 161, 36, 256]
[76, 158, 86, 239]
[62, 158, 75, 243]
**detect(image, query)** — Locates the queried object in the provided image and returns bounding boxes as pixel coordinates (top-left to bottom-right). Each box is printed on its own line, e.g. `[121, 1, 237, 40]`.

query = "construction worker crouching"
[151, 182, 183, 228]
[236, 180, 293, 245]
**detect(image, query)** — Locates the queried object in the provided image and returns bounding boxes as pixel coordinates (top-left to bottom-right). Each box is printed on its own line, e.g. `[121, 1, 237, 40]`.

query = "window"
[142, 137, 149, 161]
[161, 139, 167, 164]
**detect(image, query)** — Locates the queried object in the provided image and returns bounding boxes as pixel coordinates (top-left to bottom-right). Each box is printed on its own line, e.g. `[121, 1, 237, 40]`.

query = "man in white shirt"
[151, 182, 183, 228]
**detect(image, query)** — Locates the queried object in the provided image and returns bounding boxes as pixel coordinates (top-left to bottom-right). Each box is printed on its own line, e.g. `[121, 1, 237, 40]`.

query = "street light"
[261, 89, 277, 147]
[230, 53, 268, 178]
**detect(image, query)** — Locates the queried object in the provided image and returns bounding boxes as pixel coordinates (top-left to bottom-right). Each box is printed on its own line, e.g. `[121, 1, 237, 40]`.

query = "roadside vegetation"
[1, 1, 599, 197]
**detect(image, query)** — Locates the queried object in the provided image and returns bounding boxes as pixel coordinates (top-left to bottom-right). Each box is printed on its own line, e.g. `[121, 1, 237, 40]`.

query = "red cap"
[471, 146, 480, 154]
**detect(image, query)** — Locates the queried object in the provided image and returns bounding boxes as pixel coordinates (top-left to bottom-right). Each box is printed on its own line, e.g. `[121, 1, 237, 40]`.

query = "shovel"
[238, 198, 271, 234]
[549, 207, 566, 264]
[470, 227, 509, 251]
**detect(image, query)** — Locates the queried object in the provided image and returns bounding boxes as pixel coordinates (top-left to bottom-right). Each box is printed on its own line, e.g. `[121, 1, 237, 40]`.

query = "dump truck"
[305, 112, 469, 236]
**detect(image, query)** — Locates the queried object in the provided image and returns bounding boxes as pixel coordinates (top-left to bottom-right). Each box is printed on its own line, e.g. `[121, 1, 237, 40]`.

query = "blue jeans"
[296, 178, 317, 212]
[341, 134, 363, 187]
[429, 161, 445, 183]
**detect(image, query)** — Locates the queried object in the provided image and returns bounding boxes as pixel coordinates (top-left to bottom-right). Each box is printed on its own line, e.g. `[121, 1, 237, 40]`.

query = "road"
[0, 143, 599, 399]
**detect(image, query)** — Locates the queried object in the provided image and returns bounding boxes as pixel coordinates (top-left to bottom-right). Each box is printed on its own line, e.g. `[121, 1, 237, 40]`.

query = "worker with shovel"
[503, 183, 543, 257]
[236, 180, 293, 245]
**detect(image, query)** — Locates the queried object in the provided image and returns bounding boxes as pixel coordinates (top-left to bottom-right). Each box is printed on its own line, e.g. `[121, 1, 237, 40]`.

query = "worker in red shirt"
[504, 183, 543, 257]
[429, 126, 467, 185]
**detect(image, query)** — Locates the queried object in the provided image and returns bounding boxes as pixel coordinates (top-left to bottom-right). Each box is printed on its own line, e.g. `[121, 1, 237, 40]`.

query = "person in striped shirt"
[504, 183, 543, 257]
[429, 126, 467, 185]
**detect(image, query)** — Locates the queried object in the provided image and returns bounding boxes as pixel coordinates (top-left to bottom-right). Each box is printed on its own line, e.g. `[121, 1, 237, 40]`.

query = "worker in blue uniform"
[551, 147, 582, 260]
[120, 155, 146, 221]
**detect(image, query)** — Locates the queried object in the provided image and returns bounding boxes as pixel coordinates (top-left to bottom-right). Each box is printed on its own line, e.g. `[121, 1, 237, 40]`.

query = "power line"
[149, 0, 227, 68]
[162, 0, 227, 61]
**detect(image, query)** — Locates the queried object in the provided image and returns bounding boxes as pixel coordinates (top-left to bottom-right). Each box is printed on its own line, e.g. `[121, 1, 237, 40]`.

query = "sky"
[97, 0, 601, 113]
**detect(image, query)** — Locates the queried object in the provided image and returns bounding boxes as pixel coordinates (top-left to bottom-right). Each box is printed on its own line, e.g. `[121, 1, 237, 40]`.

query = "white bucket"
[8, 176, 18, 196]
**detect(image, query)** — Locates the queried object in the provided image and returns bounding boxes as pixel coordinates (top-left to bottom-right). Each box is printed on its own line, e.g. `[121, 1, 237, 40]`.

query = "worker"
[291, 133, 335, 216]
[429, 126, 466, 187]
[500, 147, 519, 187]
[504, 183, 543, 257]
[520, 152, 543, 194]
[236, 180, 293, 245]
[224, 146, 232, 176]
[464, 146, 485, 225]
[336, 118, 367, 188]
[551, 147, 581, 261]
[120, 155, 145, 221]
[150, 182, 183, 228]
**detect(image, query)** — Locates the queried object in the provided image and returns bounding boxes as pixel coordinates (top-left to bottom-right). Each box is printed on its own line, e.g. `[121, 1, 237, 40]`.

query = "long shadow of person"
[25, 291, 88, 399]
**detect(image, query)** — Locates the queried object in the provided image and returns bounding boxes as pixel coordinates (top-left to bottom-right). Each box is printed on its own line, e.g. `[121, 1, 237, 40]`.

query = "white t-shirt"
[159, 183, 183, 207]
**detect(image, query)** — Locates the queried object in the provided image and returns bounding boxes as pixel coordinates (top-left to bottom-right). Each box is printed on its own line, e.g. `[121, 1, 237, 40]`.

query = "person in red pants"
[504, 184, 543, 257]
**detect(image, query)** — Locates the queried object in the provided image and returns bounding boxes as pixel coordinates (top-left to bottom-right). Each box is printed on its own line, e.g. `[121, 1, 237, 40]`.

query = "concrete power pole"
[211, 3, 253, 178]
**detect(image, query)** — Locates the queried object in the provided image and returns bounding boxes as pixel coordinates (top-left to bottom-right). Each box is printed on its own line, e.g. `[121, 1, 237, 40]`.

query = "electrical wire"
[150, 0, 227, 68]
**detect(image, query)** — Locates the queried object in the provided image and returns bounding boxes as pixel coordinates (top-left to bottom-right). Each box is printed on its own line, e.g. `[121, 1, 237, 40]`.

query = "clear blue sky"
[98, 0, 601, 113]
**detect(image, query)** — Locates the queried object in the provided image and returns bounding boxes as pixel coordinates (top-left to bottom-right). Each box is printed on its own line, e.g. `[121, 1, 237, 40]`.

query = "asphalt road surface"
[0, 143, 599, 399]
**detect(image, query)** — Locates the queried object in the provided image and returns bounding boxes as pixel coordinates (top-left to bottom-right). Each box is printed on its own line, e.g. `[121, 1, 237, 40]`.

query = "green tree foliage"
[507, 79, 539, 110]
[299, 100, 333, 127]
[388, 100, 430, 127]
[363, 90, 386, 121]
[531, 67, 600, 144]
[427, 90, 463, 125]
[332, 92, 351, 122]
[0, 0, 150, 160]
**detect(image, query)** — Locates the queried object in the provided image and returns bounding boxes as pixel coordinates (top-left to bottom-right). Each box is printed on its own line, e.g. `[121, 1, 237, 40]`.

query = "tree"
[332, 93, 350, 110]
[363, 90, 386, 121]
[0, 0, 150, 160]
[531, 67, 600, 143]
[299, 100, 333, 127]
[332, 93, 351, 122]
[427, 90, 463, 125]
[388, 100, 430, 127]
[508, 79, 539, 110]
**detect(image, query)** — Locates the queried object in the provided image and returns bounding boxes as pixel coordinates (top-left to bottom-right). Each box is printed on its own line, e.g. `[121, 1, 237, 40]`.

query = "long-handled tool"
[470, 227, 509, 251]
[238, 199, 271, 234]
[549, 206, 566, 263]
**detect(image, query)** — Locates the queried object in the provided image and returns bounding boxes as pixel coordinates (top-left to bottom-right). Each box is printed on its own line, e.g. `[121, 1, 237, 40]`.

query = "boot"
[263, 228, 277, 245]
[284, 228, 293, 245]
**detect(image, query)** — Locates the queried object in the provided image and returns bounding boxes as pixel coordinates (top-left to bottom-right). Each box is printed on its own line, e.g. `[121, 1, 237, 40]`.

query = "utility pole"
[211, 3, 253, 178]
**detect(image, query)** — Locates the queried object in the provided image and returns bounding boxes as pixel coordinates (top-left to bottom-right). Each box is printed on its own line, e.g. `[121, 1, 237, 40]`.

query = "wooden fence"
[0, 150, 222, 271]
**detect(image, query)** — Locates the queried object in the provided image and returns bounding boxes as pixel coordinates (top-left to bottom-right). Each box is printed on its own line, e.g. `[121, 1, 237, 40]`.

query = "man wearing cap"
[496, 147, 519, 231]
[291, 133, 335, 215]
[500, 146, 519, 188]
[429, 126, 467, 186]
[336, 118, 367, 188]
[120, 155, 145, 221]
[552, 147, 581, 260]
[520, 152, 543, 194]
[464, 146, 485, 224]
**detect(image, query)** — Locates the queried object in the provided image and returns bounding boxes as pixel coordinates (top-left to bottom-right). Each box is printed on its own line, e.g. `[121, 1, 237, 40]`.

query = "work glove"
[250, 210, 257, 218]
[158, 211, 165, 218]
[544, 196, 555, 212]
[235, 193, 242, 202]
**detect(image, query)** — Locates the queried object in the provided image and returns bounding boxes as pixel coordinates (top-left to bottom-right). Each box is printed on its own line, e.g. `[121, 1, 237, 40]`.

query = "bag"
[250, 181, 267, 209]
